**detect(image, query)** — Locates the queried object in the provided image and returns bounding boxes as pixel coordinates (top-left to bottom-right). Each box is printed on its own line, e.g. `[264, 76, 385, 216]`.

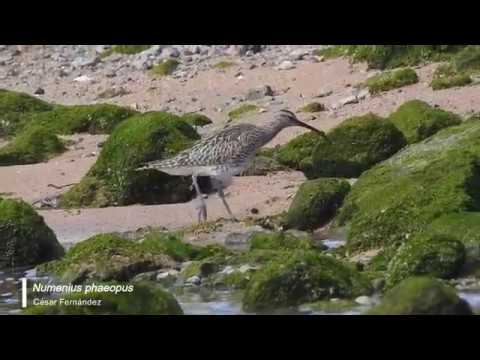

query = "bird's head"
[274, 109, 330, 141]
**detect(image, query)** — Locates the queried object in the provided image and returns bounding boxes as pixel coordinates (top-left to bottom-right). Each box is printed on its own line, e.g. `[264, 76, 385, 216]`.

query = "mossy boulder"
[318, 45, 465, 70]
[242, 250, 371, 312]
[309, 113, 406, 178]
[336, 119, 480, 252]
[37, 233, 179, 283]
[60, 112, 200, 208]
[367, 277, 472, 315]
[427, 212, 480, 271]
[284, 178, 351, 231]
[180, 113, 213, 127]
[19, 104, 137, 135]
[389, 100, 462, 143]
[430, 64, 472, 91]
[0, 125, 66, 165]
[249, 231, 316, 250]
[362, 68, 418, 94]
[241, 154, 286, 176]
[0, 89, 53, 137]
[109, 45, 152, 55]
[298, 102, 326, 113]
[386, 234, 466, 288]
[453, 45, 480, 72]
[23, 282, 183, 315]
[269, 132, 322, 173]
[151, 59, 179, 76]
[0, 198, 64, 268]
[228, 104, 259, 120]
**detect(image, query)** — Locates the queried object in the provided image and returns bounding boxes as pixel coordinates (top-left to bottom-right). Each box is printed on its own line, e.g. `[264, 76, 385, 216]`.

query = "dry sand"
[2, 53, 480, 245]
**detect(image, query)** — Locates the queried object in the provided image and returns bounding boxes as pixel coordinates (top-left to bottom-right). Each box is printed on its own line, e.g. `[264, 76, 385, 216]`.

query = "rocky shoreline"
[1, 45, 480, 315]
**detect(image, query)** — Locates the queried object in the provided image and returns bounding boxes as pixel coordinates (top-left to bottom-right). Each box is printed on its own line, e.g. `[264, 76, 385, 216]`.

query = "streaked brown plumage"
[138, 109, 327, 222]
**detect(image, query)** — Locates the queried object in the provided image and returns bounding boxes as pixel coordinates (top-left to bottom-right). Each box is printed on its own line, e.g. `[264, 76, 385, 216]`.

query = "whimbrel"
[138, 109, 327, 222]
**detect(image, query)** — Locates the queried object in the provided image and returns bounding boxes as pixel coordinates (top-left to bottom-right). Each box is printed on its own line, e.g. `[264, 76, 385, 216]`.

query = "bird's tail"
[135, 158, 178, 171]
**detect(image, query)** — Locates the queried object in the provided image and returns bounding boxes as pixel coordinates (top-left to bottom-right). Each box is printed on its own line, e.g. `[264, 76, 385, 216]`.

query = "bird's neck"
[261, 120, 287, 142]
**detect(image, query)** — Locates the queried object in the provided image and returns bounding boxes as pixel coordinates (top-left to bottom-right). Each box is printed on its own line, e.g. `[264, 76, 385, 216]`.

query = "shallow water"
[1, 265, 479, 315]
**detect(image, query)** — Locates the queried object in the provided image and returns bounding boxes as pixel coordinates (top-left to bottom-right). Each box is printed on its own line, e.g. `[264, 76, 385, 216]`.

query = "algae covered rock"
[427, 212, 480, 271]
[0, 125, 66, 165]
[180, 113, 213, 127]
[19, 103, 137, 135]
[318, 45, 465, 70]
[284, 178, 351, 231]
[367, 276, 472, 315]
[0, 198, 64, 268]
[241, 154, 286, 176]
[386, 234, 466, 288]
[60, 112, 200, 208]
[23, 282, 183, 315]
[362, 67, 418, 94]
[0, 89, 53, 137]
[453, 45, 480, 72]
[228, 104, 259, 120]
[389, 100, 461, 144]
[336, 119, 480, 252]
[270, 132, 322, 173]
[242, 250, 371, 312]
[430, 64, 473, 91]
[298, 102, 326, 113]
[151, 59, 180, 76]
[37, 233, 178, 283]
[310, 113, 406, 178]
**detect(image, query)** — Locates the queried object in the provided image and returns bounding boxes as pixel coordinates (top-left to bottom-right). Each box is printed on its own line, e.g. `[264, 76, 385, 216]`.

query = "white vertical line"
[21, 278, 27, 308]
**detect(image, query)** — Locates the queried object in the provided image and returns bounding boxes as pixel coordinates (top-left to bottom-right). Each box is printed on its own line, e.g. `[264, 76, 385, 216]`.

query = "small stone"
[73, 75, 93, 83]
[250, 208, 259, 214]
[220, 266, 236, 275]
[34, 87, 45, 95]
[340, 95, 359, 106]
[277, 60, 295, 70]
[355, 295, 374, 306]
[239, 265, 259, 273]
[289, 49, 308, 61]
[186, 275, 201, 285]
[245, 85, 274, 101]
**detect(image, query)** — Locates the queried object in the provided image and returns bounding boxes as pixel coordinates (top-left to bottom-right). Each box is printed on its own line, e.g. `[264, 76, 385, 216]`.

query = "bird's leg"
[192, 175, 207, 222]
[217, 187, 238, 222]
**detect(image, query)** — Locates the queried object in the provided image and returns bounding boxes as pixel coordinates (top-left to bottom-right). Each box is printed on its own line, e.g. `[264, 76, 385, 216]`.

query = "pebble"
[34, 87, 45, 95]
[277, 60, 295, 70]
[355, 296, 374, 306]
[245, 85, 274, 101]
[186, 275, 201, 285]
[238, 265, 258, 273]
[73, 75, 93, 82]
[220, 266, 235, 275]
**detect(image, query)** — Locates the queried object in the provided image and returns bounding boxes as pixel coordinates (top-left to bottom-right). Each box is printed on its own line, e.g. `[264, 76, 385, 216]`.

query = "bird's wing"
[139, 124, 263, 170]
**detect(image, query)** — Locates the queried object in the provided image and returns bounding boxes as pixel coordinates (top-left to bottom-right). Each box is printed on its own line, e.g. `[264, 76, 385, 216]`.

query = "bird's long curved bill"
[297, 120, 330, 142]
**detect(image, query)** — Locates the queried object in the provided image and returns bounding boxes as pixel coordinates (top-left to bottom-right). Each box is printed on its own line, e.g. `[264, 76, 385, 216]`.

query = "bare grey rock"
[245, 85, 274, 101]
[277, 60, 295, 70]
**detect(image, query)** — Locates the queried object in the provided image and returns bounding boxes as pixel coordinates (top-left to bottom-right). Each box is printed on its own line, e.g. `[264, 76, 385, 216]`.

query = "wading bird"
[138, 109, 327, 222]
